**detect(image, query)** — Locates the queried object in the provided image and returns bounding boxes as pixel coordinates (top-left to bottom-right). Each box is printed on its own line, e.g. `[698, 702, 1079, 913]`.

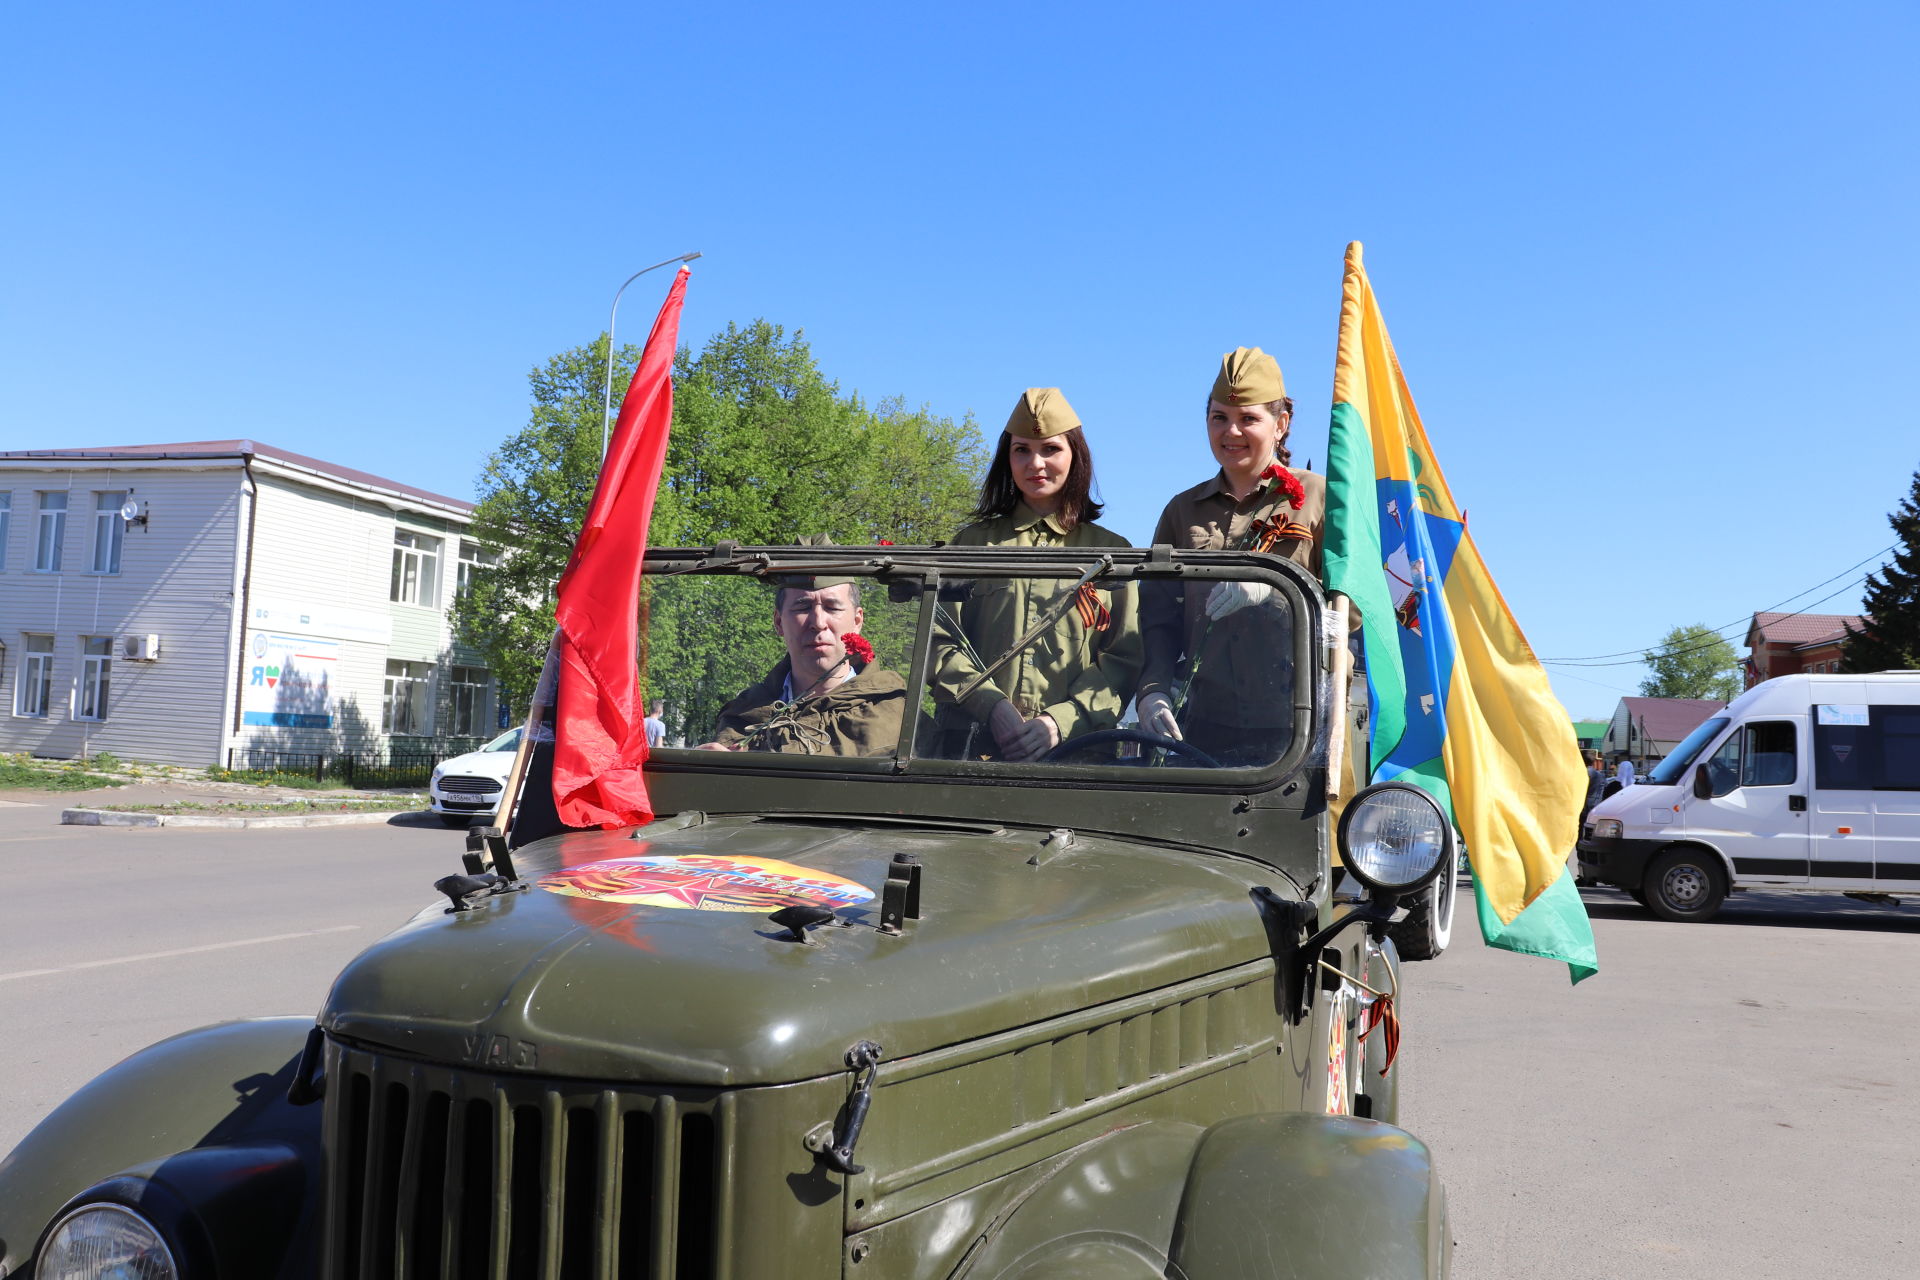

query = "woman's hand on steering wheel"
[1037, 727, 1220, 769]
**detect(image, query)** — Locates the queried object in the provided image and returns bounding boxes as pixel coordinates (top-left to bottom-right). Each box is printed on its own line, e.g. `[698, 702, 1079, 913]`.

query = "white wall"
[0, 462, 244, 766]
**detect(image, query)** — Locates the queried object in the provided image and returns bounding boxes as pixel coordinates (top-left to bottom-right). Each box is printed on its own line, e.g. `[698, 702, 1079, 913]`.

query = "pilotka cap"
[1210, 347, 1286, 406]
[1005, 387, 1082, 440]
[773, 534, 856, 592]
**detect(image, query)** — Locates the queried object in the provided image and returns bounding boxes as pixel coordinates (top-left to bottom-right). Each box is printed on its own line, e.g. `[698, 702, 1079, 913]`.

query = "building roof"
[1747, 611, 1864, 649]
[0, 439, 474, 515]
[1572, 720, 1607, 739]
[1616, 696, 1727, 743]
[1791, 626, 1853, 652]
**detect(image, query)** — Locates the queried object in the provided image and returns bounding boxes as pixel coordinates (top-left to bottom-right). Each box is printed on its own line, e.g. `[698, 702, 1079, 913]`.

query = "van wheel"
[1643, 847, 1726, 922]
[1390, 859, 1458, 960]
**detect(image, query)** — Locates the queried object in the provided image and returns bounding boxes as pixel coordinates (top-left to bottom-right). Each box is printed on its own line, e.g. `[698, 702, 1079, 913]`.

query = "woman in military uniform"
[929, 388, 1142, 762]
[1135, 347, 1323, 766]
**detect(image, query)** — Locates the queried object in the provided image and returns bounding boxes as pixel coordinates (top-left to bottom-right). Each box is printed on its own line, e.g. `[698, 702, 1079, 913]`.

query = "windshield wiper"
[952, 555, 1115, 704]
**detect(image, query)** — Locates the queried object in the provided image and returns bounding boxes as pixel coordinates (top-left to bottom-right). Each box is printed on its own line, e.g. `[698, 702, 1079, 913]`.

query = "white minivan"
[1578, 672, 1920, 921]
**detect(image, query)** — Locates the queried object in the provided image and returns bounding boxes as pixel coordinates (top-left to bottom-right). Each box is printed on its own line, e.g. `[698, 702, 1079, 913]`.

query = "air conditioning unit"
[121, 634, 161, 662]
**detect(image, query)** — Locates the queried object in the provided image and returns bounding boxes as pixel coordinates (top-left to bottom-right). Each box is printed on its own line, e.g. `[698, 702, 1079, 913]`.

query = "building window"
[91, 491, 126, 574]
[383, 660, 432, 735]
[457, 540, 498, 599]
[450, 665, 490, 736]
[35, 492, 67, 572]
[76, 636, 112, 720]
[390, 530, 441, 607]
[16, 635, 53, 717]
[0, 493, 11, 569]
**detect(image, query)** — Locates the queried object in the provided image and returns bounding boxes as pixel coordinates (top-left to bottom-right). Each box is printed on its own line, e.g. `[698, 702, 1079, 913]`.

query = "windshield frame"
[636, 545, 1326, 795]
[1645, 716, 1731, 786]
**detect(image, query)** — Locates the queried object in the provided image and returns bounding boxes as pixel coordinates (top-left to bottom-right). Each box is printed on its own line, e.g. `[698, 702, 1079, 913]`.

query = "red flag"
[551, 266, 689, 828]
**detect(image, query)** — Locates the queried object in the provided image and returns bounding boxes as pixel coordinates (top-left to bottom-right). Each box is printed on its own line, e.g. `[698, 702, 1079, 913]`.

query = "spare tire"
[1390, 856, 1458, 960]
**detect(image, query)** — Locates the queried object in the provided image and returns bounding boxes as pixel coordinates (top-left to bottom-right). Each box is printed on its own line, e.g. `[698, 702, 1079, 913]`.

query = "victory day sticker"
[538, 854, 874, 913]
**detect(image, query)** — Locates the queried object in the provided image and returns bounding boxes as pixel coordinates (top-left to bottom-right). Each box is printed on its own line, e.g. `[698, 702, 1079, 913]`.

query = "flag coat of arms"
[1323, 242, 1598, 982]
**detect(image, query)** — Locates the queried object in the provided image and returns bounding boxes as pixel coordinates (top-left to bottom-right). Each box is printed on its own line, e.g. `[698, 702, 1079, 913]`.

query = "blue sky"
[4, 1, 1915, 715]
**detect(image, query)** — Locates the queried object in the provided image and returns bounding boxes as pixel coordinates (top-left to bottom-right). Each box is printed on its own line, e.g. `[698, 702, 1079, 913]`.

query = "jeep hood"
[322, 816, 1284, 1086]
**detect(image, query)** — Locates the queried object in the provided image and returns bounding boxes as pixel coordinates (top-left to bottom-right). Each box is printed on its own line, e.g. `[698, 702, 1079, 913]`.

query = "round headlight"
[1338, 782, 1453, 893]
[39, 1202, 179, 1280]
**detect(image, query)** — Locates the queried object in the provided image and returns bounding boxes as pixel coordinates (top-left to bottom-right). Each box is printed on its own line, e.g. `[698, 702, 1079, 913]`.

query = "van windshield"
[1646, 716, 1729, 785]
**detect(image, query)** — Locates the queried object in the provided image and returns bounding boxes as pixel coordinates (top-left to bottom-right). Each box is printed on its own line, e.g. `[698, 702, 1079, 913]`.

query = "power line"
[1540, 545, 1893, 664]
[1545, 575, 1871, 669]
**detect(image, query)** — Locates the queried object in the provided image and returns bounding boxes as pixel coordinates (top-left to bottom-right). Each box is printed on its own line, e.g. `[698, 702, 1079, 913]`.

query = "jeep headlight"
[39, 1203, 179, 1280]
[1337, 782, 1453, 894]
[1592, 818, 1622, 840]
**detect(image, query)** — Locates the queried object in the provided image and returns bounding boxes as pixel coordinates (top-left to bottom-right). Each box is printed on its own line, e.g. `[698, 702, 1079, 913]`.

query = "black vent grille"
[437, 776, 504, 795]
[323, 1042, 724, 1280]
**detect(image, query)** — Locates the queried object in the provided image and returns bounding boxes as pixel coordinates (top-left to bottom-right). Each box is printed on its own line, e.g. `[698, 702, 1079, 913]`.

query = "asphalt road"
[4, 810, 1916, 1278]
[0, 805, 460, 1151]
[1402, 883, 1920, 1280]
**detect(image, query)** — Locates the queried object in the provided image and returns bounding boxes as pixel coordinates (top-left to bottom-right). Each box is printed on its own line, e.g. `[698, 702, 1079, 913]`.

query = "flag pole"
[602, 253, 702, 458]
[1326, 593, 1354, 802]
[495, 634, 560, 846]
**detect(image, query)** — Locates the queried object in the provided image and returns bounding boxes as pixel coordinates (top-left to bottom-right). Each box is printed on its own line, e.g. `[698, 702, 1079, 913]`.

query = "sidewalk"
[0, 771, 432, 829]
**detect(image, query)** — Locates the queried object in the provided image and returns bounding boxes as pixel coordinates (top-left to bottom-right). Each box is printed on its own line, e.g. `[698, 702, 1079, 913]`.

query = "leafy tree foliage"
[454, 321, 985, 736]
[1640, 624, 1741, 700]
[1842, 465, 1920, 674]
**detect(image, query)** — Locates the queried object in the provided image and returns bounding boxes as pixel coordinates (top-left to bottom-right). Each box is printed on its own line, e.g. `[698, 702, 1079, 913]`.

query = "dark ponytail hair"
[970, 427, 1105, 531]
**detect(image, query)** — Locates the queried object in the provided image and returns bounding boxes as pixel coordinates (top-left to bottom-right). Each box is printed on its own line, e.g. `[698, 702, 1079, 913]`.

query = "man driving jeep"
[697, 577, 908, 755]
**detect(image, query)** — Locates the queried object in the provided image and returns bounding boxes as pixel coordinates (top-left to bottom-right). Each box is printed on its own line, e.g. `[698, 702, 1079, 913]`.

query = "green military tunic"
[710, 658, 907, 756]
[930, 504, 1143, 747]
[1139, 467, 1324, 738]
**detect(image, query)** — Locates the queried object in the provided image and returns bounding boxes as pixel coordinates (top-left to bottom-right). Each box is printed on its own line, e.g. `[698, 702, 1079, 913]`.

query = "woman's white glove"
[1137, 691, 1183, 740]
[1204, 580, 1273, 620]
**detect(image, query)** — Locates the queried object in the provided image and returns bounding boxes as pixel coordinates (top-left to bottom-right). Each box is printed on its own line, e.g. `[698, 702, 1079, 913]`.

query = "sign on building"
[242, 630, 340, 728]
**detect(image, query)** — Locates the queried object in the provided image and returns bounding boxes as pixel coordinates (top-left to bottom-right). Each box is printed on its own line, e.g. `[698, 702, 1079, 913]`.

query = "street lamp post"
[601, 253, 702, 457]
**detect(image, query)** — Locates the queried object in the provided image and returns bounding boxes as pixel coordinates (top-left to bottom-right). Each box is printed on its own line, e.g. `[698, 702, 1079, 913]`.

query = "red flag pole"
[549, 264, 692, 828]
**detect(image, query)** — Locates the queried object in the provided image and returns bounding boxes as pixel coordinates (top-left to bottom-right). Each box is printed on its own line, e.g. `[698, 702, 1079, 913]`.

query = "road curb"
[61, 808, 420, 829]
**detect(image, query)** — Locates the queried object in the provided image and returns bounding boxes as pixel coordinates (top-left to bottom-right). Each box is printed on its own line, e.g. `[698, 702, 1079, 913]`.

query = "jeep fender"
[1170, 1113, 1449, 1279]
[0, 1016, 322, 1279]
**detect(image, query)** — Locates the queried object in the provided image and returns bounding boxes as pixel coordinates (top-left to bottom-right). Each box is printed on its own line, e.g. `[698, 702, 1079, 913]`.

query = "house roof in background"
[1616, 696, 1727, 742]
[0, 439, 474, 514]
[1747, 611, 1863, 650]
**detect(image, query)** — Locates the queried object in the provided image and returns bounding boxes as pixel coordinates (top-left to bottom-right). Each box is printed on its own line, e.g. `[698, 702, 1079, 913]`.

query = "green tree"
[1841, 465, 1920, 673]
[454, 322, 986, 735]
[1639, 624, 1742, 700]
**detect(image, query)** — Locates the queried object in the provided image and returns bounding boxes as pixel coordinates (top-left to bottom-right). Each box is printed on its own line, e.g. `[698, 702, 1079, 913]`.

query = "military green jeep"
[0, 545, 1453, 1279]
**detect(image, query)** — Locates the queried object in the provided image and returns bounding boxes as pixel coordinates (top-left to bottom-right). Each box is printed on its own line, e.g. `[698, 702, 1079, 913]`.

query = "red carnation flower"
[842, 633, 875, 666]
[876, 539, 895, 546]
[1261, 462, 1306, 509]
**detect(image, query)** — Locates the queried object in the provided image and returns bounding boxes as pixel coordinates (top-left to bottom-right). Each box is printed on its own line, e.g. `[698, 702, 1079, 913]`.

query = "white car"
[427, 728, 521, 827]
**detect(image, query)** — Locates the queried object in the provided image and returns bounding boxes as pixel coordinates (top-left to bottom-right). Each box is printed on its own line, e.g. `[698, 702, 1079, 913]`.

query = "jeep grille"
[323, 1042, 723, 1279]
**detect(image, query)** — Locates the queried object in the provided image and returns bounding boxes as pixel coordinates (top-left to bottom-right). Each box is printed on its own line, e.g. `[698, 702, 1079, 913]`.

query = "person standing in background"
[644, 699, 666, 749]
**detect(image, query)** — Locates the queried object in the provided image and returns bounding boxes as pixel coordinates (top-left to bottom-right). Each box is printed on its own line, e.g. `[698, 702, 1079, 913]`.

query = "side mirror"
[1692, 767, 1713, 800]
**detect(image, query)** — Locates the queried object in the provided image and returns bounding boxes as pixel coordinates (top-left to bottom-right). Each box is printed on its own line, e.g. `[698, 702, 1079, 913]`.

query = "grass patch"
[202, 765, 342, 791]
[0, 756, 127, 791]
[91, 798, 416, 816]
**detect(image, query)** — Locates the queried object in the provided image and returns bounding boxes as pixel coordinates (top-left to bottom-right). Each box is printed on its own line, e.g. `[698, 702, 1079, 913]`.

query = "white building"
[0, 440, 501, 768]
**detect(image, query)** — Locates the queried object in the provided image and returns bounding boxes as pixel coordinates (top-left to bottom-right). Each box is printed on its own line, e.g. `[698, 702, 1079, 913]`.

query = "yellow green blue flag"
[1323, 241, 1597, 983]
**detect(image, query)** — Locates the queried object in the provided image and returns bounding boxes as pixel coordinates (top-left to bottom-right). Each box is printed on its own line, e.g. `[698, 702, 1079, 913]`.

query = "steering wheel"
[1039, 728, 1221, 769]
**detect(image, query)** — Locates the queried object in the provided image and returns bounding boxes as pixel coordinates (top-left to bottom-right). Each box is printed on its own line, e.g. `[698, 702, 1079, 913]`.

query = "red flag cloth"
[550, 266, 690, 828]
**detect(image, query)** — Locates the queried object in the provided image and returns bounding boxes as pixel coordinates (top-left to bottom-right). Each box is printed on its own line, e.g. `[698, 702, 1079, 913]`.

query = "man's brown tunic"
[709, 659, 907, 756]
